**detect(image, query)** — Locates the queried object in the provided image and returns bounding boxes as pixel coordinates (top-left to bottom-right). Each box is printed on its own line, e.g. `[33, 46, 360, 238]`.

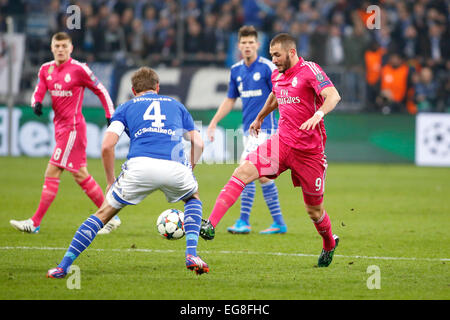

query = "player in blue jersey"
[207, 25, 287, 235]
[47, 67, 209, 278]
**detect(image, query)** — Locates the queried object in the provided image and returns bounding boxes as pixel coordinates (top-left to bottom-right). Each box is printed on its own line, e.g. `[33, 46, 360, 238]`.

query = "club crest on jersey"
[65, 73, 71, 83]
[253, 72, 261, 81]
[292, 76, 298, 87]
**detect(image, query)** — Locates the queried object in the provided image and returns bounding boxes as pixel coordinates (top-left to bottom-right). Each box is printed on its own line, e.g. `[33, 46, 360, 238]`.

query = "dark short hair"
[238, 25, 258, 40]
[51, 32, 72, 43]
[270, 33, 297, 51]
[131, 67, 159, 93]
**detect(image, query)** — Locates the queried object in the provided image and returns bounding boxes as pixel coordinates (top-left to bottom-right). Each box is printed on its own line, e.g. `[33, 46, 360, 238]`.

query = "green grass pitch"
[0, 157, 449, 300]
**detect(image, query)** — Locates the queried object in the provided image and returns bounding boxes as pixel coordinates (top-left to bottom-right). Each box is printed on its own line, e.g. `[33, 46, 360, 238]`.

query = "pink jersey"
[31, 58, 115, 131]
[272, 57, 334, 154]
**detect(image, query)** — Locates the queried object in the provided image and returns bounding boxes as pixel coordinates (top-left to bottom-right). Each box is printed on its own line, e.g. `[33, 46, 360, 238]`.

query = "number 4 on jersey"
[143, 100, 166, 128]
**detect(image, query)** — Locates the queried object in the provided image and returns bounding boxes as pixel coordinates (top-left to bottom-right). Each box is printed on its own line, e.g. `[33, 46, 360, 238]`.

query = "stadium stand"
[0, 0, 448, 113]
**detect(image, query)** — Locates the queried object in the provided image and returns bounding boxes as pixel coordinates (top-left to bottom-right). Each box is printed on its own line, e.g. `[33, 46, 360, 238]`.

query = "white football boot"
[97, 216, 121, 235]
[10, 219, 40, 233]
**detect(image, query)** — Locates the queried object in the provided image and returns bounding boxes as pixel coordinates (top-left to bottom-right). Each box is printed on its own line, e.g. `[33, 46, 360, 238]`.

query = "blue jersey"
[227, 56, 278, 134]
[111, 92, 195, 164]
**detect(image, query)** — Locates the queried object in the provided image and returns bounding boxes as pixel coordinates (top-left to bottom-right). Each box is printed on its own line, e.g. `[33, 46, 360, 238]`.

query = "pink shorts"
[49, 124, 87, 173]
[246, 133, 328, 205]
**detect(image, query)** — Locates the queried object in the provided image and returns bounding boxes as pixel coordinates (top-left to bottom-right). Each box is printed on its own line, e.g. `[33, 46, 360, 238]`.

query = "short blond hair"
[131, 67, 159, 93]
[51, 32, 72, 43]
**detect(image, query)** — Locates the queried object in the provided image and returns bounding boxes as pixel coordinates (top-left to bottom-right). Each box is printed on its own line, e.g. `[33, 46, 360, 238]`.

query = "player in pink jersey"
[10, 32, 120, 235]
[200, 33, 342, 267]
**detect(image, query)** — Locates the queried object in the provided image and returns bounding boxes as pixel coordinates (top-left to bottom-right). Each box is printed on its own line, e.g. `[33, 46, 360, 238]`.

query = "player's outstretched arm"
[207, 98, 236, 142]
[187, 130, 204, 170]
[101, 131, 119, 191]
[79, 63, 115, 120]
[249, 92, 278, 136]
[300, 86, 341, 130]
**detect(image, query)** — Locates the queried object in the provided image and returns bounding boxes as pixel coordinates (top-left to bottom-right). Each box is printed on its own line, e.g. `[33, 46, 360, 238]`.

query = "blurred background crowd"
[0, 0, 449, 113]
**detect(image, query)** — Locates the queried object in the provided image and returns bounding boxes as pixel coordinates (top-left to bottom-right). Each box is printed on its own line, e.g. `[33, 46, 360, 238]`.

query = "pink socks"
[30, 175, 104, 227]
[313, 211, 336, 251]
[31, 177, 60, 226]
[209, 176, 246, 227]
[78, 175, 104, 208]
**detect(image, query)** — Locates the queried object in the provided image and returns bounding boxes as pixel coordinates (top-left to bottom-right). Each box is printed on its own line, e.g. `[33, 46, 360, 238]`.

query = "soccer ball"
[156, 209, 185, 240]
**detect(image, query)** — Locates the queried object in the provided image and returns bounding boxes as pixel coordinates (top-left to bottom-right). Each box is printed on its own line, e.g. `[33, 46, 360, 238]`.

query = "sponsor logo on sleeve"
[318, 80, 331, 88]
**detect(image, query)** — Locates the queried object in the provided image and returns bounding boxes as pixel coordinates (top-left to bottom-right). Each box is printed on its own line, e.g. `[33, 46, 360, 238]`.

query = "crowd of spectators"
[0, 0, 449, 113]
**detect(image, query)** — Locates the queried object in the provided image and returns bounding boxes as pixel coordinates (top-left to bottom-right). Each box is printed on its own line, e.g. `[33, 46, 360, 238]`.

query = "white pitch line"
[0, 246, 448, 262]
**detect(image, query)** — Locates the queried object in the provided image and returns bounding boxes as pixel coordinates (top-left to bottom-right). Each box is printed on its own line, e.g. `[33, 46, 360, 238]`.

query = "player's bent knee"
[44, 163, 64, 178]
[303, 192, 324, 220]
[233, 161, 259, 184]
[95, 203, 120, 225]
[72, 168, 90, 183]
[259, 176, 271, 184]
[304, 203, 324, 221]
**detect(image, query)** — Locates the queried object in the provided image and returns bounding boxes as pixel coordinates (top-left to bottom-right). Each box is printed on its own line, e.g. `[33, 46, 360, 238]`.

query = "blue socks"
[58, 215, 103, 272]
[261, 180, 285, 226]
[184, 198, 202, 257]
[239, 180, 285, 226]
[56, 202, 203, 272]
[239, 181, 256, 224]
